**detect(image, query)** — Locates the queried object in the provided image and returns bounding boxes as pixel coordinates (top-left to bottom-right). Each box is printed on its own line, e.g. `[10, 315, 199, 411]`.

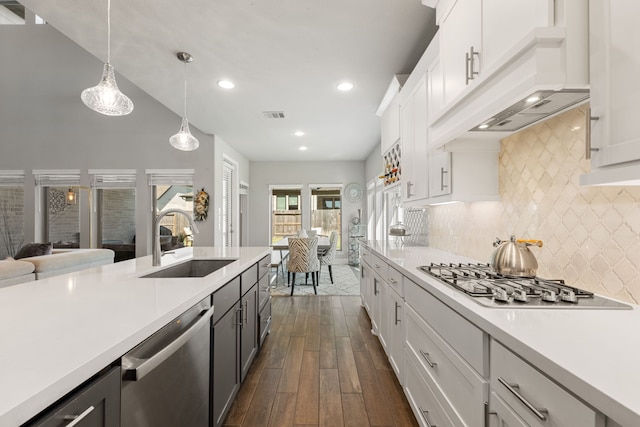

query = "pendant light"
[169, 52, 200, 151]
[81, 0, 133, 116]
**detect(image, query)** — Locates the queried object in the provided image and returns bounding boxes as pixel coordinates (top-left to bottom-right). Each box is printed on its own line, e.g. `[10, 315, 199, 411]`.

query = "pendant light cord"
[183, 60, 188, 118]
[106, 0, 111, 63]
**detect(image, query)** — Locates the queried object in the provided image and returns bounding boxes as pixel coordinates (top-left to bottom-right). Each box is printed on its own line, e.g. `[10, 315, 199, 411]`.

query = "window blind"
[146, 169, 194, 186]
[0, 170, 25, 186]
[33, 170, 81, 187]
[89, 169, 137, 189]
[222, 161, 234, 247]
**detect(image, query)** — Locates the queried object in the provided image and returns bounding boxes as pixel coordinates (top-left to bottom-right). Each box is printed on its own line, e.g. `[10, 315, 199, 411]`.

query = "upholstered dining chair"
[318, 231, 338, 284]
[287, 237, 320, 296]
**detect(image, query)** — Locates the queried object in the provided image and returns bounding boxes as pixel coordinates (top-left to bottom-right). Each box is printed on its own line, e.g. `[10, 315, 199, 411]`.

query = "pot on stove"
[489, 235, 543, 277]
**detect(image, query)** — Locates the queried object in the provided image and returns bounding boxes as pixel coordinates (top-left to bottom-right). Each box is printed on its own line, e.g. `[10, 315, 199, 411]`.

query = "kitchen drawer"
[258, 270, 270, 311]
[405, 304, 488, 427]
[387, 265, 404, 297]
[491, 339, 604, 427]
[258, 254, 270, 280]
[241, 263, 258, 296]
[359, 245, 373, 266]
[27, 366, 120, 427]
[405, 278, 486, 374]
[213, 276, 240, 324]
[371, 254, 389, 280]
[404, 349, 457, 427]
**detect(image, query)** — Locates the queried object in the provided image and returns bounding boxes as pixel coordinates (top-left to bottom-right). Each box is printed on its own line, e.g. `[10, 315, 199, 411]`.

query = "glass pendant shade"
[81, 63, 134, 116]
[169, 117, 200, 151]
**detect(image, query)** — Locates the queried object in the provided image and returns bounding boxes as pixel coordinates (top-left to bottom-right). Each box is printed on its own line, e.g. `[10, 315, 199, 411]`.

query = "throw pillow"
[297, 229, 308, 238]
[15, 242, 53, 260]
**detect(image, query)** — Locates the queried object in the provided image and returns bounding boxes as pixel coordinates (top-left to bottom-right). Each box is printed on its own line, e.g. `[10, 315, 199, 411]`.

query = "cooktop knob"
[542, 289, 557, 302]
[560, 289, 577, 303]
[493, 288, 509, 303]
[513, 289, 528, 303]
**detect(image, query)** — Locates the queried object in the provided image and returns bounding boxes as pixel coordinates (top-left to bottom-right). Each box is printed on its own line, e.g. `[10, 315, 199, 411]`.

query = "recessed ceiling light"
[526, 95, 541, 103]
[293, 131, 305, 137]
[478, 124, 490, 129]
[299, 146, 308, 151]
[337, 82, 354, 91]
[217, 80, 235, 89]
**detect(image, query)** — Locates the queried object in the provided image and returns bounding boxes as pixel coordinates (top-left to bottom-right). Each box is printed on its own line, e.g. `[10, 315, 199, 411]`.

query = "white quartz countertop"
[363, 241, 640, 427]
[0, 246, 270, 426]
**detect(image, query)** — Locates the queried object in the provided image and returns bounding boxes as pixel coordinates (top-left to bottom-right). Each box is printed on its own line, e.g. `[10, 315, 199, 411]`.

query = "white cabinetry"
[378, 75, 408, 155]
[427, 140, 500, 204]
[439, 0, 481, 106]
[404, 278, 488, 426]
[427, 0, 587, 148]
[490, 339, 605, 427]
[579, 0, 640, 186]
[400, 75, 428, 203]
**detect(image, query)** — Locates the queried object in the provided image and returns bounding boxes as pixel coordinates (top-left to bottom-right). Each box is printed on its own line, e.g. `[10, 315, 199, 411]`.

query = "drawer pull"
[498, 377, 548, 421]
[394, 302, 401, 325]
[418, 407, 436, 427]
[419, 350, 437, 368]
[63, 405, 95, 426]
[389, 277, 398, 284]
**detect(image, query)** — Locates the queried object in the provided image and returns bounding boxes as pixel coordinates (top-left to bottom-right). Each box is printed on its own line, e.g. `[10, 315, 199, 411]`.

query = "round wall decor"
[345, 183, 363, 203]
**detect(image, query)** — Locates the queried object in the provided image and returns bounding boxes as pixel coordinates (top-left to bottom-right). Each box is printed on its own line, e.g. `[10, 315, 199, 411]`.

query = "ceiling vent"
[263, 111, 285, 119]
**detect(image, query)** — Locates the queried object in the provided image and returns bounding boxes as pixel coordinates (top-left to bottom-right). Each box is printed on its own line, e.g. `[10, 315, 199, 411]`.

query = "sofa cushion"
[15, 242, 53, 260]
[29, 249, 115, 279]
[0, 259, 36, 279]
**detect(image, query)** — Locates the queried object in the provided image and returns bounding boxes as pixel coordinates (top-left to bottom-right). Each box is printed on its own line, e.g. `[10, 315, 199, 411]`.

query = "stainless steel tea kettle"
[490, 236, 543, 277]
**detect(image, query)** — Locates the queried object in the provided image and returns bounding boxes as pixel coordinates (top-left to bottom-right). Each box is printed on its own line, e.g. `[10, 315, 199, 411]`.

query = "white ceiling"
[19, 0, 436, 161]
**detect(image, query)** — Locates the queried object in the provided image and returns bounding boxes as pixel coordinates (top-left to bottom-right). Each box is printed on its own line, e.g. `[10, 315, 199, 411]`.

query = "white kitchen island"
[0, 246, 270, 427]
[361, 241, 640, 427]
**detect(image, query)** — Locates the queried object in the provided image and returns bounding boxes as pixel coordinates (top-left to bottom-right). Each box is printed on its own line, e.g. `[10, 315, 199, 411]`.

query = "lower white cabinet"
[405, 303, 488, 426]
[387, 287, 404, 380]
[404, 351, 457, 427]
[490, 339, 605, 427]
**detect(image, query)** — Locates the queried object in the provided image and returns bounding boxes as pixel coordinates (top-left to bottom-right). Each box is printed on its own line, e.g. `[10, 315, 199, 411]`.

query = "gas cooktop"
[419, 263, 631, 309]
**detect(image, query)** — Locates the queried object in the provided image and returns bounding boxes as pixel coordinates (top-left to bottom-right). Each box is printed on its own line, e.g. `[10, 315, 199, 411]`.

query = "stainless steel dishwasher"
[121, 297, 213, 427]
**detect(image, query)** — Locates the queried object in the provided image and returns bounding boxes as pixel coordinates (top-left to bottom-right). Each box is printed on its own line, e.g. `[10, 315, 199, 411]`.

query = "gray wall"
[0, 18, 249, 254]
[248, 161, 366, 262]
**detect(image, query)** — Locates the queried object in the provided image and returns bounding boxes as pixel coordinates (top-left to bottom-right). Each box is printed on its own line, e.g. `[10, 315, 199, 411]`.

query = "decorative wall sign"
[194, 188, 209, 221]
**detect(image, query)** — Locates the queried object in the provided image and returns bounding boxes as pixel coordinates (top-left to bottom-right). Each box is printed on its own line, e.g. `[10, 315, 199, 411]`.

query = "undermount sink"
[141, 259, 236, 278]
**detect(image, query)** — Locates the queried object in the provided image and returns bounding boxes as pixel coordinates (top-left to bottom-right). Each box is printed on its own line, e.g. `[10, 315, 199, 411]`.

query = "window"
[91, 171, 137, 262]
[0, 171, 24, 259]
[311, 186, 342, 250]
[271, 187, 302, 244]
[148, 170, 195, 249]
[34, 171, 81, 248]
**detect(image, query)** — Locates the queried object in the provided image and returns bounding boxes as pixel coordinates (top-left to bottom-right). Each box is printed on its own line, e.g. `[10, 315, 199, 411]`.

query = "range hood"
[469, 90, 589, 132]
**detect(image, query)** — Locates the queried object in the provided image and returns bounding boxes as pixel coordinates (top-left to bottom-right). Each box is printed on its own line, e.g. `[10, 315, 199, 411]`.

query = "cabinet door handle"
[243, 300, 249, 325]
[394, 302, 401, 325]
[236, 306, 244, 328]
[440, 167, 448, 191]
[497, 377, 548, 421]
[585, 107, 600, 160]
[261, 262, 270, 268]
[374, 279, 378, 296]
[469, 46, 480, 82]
[419, 349, 437, 368]
[406, 181, 414, 198]
[418, 407, 436, 427]
[63, 406, 95, 426]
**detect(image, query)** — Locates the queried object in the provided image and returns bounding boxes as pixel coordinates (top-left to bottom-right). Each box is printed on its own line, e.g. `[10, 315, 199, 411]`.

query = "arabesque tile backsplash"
[428, 105, 640, 304]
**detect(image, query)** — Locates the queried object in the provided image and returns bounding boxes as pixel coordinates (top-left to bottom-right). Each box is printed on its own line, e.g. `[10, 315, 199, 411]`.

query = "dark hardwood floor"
[223, 295, 419, 427]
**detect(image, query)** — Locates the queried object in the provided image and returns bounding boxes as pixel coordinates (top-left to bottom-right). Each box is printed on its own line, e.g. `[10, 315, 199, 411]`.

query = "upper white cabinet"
[378, 75, 408, 155]
[400, 75, 429, 203]
[427, 140, 500, 204]
[579, 0, 640, 186]
[439, 0, 481, 106]
[425, 0, 588, 148]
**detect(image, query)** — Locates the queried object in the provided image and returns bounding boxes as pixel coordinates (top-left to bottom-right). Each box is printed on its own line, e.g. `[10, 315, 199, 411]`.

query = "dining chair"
[318, 231, 338, 284]
[287, 237, 319, 295]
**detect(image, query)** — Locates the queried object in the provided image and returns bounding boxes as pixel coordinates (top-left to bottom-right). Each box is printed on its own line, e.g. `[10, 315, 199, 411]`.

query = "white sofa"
[0, 249, 115, 288]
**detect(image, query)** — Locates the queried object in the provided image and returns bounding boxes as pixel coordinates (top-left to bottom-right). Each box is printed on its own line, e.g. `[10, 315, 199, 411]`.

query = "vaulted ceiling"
[19, 0, 436, 161]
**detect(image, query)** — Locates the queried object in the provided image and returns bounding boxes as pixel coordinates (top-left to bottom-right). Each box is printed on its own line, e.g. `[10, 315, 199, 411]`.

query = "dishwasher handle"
[122, 305, 214, 381]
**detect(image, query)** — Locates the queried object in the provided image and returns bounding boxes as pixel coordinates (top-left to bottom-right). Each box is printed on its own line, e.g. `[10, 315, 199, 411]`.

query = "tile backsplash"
[429, 105, 640, 304]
